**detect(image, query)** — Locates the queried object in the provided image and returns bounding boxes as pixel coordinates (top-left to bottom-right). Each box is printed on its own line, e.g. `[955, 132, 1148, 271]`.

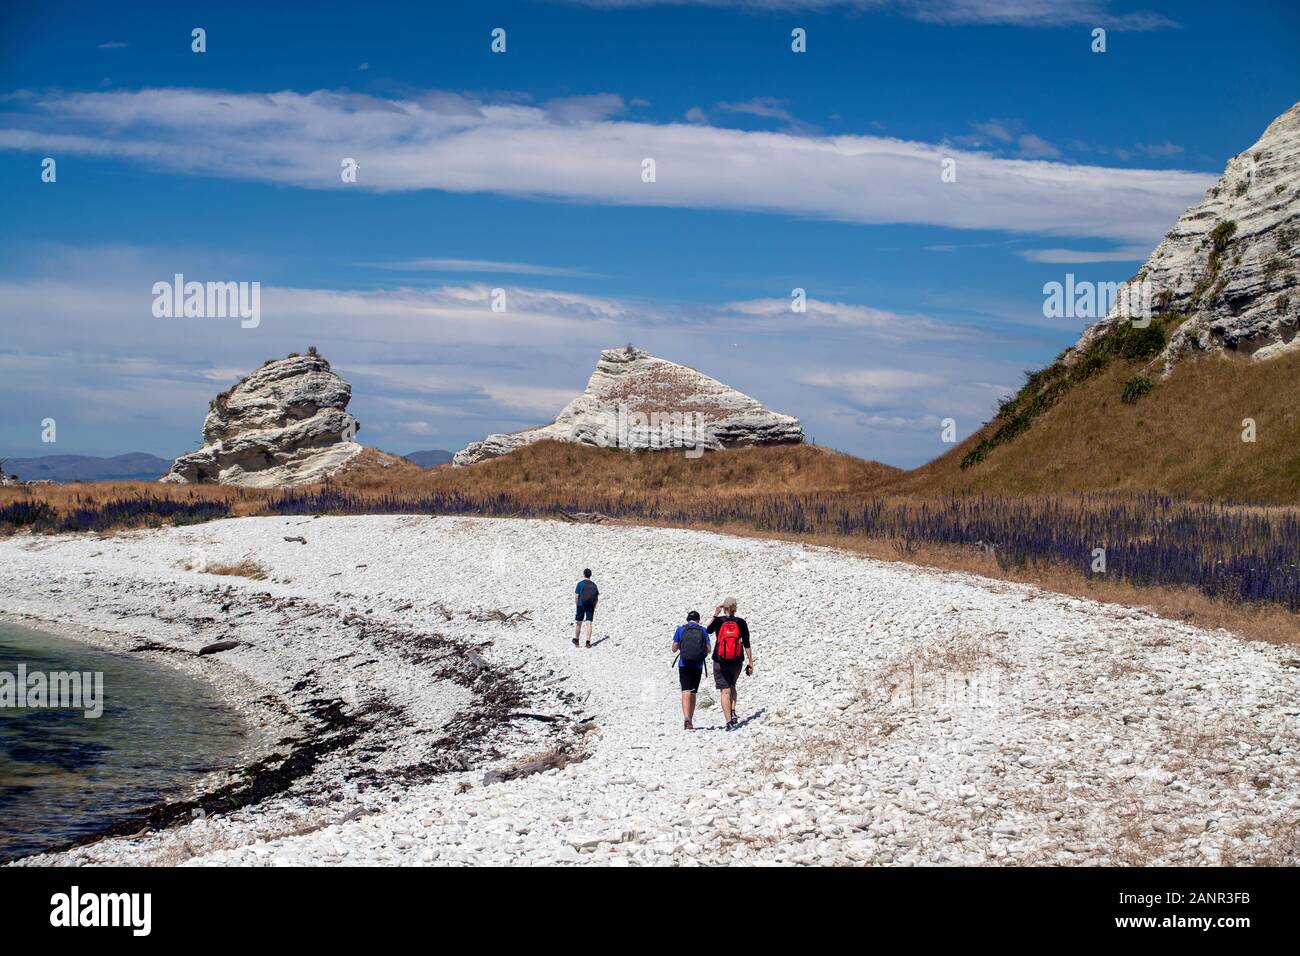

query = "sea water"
[0, 621, 247, 862]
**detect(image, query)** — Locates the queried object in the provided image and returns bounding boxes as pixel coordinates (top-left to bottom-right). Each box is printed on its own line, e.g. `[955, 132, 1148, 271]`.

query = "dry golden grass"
[0, 479, 266, 515]
[902, 350, 1300, 504]
[195, 559, 268, 580]
[377, 440, 902, 498]
[323, 447, 428, 489]
[5, 440, 1298, 645]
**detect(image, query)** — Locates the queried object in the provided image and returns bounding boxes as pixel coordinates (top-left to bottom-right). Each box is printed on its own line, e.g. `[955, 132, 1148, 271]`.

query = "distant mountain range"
[403, 450, 454, 468]
[1, 453, 172, 482]
[0, 449, 454, 483]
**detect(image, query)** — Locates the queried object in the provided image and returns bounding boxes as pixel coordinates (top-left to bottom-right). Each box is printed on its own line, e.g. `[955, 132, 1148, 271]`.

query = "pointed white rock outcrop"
[453, 346, 804, 466]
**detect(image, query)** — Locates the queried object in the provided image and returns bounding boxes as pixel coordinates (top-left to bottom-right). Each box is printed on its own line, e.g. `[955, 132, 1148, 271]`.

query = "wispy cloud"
[0, 244, 1036, 464]
[97, 41, 129, 50]
[950, 118, 1060, 159]
[716, 97, 794, 121]
[1068, 139, 1187, 162]
[1136, 141, 1185, 158]
[367, 258, 600, 278]
[0, 87, 1213, 245]
[543, 93, 628, 123]
[1018, 245, 1150, 263]
[562, 1, 1177, 30]
[715, 97, 822, 134]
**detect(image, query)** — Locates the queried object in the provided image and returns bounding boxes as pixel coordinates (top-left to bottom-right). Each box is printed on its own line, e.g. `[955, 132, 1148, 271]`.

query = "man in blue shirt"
[573, 568, 598, 648]
[672, 610, 710, 730]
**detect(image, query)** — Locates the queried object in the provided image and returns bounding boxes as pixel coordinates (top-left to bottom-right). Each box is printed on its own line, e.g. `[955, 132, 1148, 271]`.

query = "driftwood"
[482, 747, 587, 785]
[284, 535, 307, 544]
[129, 641, 188, 655]
[197, 640, 241, 656]
[503, 712, 560, 723]
[468, 608, 533, 625]
[558, 511, 612, 524]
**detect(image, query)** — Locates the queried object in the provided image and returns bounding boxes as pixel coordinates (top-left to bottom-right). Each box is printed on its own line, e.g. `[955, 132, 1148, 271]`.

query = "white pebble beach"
[2, 515, 1298, 866]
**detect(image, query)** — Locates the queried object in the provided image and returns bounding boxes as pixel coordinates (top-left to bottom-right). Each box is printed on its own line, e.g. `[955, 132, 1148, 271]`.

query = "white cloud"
[0, 87, 1213, 245]
[716, 296, 974, 342]
[1019, 245, 1150, 263]
[802, 368, 943, 390]
[544, 93, 628, 123]
[395, 420, 436, 435]
[853, 413, 946, 432]
[482, 384, 579, 417]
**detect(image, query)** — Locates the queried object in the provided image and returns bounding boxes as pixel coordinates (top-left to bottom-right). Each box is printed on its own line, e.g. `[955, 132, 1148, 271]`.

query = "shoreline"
[2, 515, 1298, 866]
[1, 518, 575, 865]
[0, 612, 286, 863]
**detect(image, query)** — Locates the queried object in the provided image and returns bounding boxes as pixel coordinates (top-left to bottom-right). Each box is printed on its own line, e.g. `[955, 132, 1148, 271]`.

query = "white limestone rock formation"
[162, 351, 363, 487]
[1069, 102, 1300, 369]
[453, 346, 804, 466]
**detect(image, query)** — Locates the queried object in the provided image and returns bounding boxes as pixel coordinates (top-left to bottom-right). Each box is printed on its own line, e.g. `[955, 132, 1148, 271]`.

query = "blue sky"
[1, 0, 1296, 466]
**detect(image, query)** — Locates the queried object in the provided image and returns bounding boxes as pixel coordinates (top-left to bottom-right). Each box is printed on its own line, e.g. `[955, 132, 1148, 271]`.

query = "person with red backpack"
[707, 597, 753, 731]
[672, 610, 711, 730]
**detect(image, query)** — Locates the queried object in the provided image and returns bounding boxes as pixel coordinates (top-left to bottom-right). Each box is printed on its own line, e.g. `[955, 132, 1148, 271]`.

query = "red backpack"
[716, 619, 744, 660]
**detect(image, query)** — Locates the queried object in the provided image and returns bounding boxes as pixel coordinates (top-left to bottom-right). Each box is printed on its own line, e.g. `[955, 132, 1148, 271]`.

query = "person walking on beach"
[573, 568, 599, 647]
[672, 611, 710, 730]
[708, 597, 753, 730]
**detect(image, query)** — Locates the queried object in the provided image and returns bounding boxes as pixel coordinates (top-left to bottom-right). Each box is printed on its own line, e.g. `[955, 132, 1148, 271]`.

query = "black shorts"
[713, 658, 744, 690]
[678, 667, 703, 692]
[575, 604, 595, 622]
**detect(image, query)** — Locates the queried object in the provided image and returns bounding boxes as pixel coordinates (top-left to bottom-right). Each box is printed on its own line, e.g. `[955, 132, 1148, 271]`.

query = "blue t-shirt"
[575, 579, 598, 607]
[673, 622, 710, 668]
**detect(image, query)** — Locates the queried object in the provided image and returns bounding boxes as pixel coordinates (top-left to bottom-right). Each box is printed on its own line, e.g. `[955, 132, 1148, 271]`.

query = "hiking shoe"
[684, 719, 694, 731]
[585, 640, 592, 648]
[572, 637, 579, 647]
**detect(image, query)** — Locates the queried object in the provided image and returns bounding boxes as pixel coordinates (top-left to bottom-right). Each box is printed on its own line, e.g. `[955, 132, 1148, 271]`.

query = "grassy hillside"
[900, 347, 1300, 504]
[342, 440, 903, 498]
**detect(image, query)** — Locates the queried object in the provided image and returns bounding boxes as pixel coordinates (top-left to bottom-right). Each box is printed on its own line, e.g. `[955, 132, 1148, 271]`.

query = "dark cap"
[686, 610, 701, 622]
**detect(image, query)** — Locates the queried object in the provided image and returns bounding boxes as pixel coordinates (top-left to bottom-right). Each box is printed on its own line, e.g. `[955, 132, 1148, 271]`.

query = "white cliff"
[1070, 102, 1299, 368]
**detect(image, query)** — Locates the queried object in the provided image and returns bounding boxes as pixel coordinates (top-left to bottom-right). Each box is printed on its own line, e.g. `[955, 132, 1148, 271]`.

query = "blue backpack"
[677, 622, 708, 666]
